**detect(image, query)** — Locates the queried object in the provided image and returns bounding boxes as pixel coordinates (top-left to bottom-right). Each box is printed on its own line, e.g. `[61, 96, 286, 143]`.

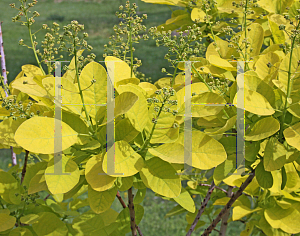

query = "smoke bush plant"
[0, 0, 300, 235]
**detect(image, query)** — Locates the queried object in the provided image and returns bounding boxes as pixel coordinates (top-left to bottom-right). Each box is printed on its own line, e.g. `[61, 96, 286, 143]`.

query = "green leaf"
[268, 20, 285, 44]
[114, 92, 138, 117]
[105, 56, 136, 84]
[281, 165, 287, 190]
[88, 185, 117, 214]
[32, 212, 68, 236]
[283, 122, 300, 151]
[259, 214, 291, 236]
[0, 171, 19, 204]
[28, 166, 48, 195]
[72, 211, 105, 235]
[102, 141, 144, 177]
[139, 157, 181, 198]
[208, 55, 236, 71]
[233, 88, 275, 116]
[264, 137, 286, 171]
[42, 76, 82, 116]
[149, 131, 227, 170]
[164, 205, 186, 218]
[133, 189, 146, 204]
[9, 227, 33, 236]
[278, 46, 300, 93]
[15, 117, 78, 154]
[264, 202, 300, 234]
[44, 156, 80, 194]
[0, 117, 26, 147]
[22, 64, 44, 77]
[245, 117, 280, 141]
[85, 154, 116, 192]
[79, 61, 107, 118]
[117, 84, 149, 132]
[256, 161, 273, 189]
[115, 118, 139, 143]
[0, 214, 16, 232]
[232, 205, 262, 221]
[259, 0, 294, 14]
[178, 92, 227, 117]
[115, 176, 133, 191]
[173, 188, 196, 213]
[213, 154, 236, 185]
[245, 141, 260, 162]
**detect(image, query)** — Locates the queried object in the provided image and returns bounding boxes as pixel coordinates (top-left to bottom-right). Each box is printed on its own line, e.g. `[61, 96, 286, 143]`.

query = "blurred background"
[0, 0, 183, 84]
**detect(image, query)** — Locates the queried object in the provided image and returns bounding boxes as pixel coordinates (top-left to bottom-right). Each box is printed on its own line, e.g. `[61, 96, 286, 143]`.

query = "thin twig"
[44, 194, 50, 201]
[199, 183, 230, 196]
[186, 181, 216, 236]
[201, 169, 256, 236]
[219, 186, 233, 236]
[21, 150, 29, 184]
[116, 190, 144, 236]
[128, 187, 137, 236]
[136, 224, 143, 236]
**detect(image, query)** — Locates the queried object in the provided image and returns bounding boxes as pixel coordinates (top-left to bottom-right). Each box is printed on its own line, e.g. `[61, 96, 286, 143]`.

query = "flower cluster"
[10, 1, 96, 75]
[207, 78, 229, 95]
[149, 24, 204, 67]
[103, 1, 149, 80]
[147, 87, 178, 124]
[58, 20, 96, 74]
[1, 97, 37, 120]
[10, 0, 39, 26]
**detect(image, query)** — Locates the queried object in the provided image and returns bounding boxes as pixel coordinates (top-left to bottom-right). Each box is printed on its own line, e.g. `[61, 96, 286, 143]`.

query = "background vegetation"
[0, 0, 199, 83]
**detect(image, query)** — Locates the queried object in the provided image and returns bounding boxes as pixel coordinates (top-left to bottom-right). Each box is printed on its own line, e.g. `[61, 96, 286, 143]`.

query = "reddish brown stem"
[128, 187, 137, 236]
[219, 186, 233, 236]
[201, 169, 256, 236]
[116, 190, 143, 236]
[117, 191, 127, 208]
[186, 181, 216, 236]
[21, 150, 29, 184]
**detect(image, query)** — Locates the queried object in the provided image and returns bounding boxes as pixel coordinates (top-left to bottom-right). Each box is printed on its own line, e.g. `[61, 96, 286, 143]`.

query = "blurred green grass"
[0, 0, 186, 83]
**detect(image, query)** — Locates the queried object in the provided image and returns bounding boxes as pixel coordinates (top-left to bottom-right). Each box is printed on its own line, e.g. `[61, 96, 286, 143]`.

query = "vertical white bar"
[103, 61, 123, 176]
[106, 61, 115, 175]
[183, 61, 193, 173]
[235, 61, 246, 175]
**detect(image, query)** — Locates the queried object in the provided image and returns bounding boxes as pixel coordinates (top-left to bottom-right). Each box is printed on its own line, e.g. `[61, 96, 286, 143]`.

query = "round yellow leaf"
[15, 117, 78, 154]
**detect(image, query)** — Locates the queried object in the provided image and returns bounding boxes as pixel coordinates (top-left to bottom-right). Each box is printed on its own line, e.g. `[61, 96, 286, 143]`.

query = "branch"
[0, 22, 8, 95]
[44, 194, 50, 201]
[186, 181, 215, 236]
[116, 190, 144, 236]
[117, 191, 127, 208]
[219, 186, 233, 236]
[201, 169, 256, 236]
[199, 183, 230, 196]
[0, 22, 17, 166]
[128, 187, 137, 236]
[10, 147, 17, 166]
[21, 150, 29, 184]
